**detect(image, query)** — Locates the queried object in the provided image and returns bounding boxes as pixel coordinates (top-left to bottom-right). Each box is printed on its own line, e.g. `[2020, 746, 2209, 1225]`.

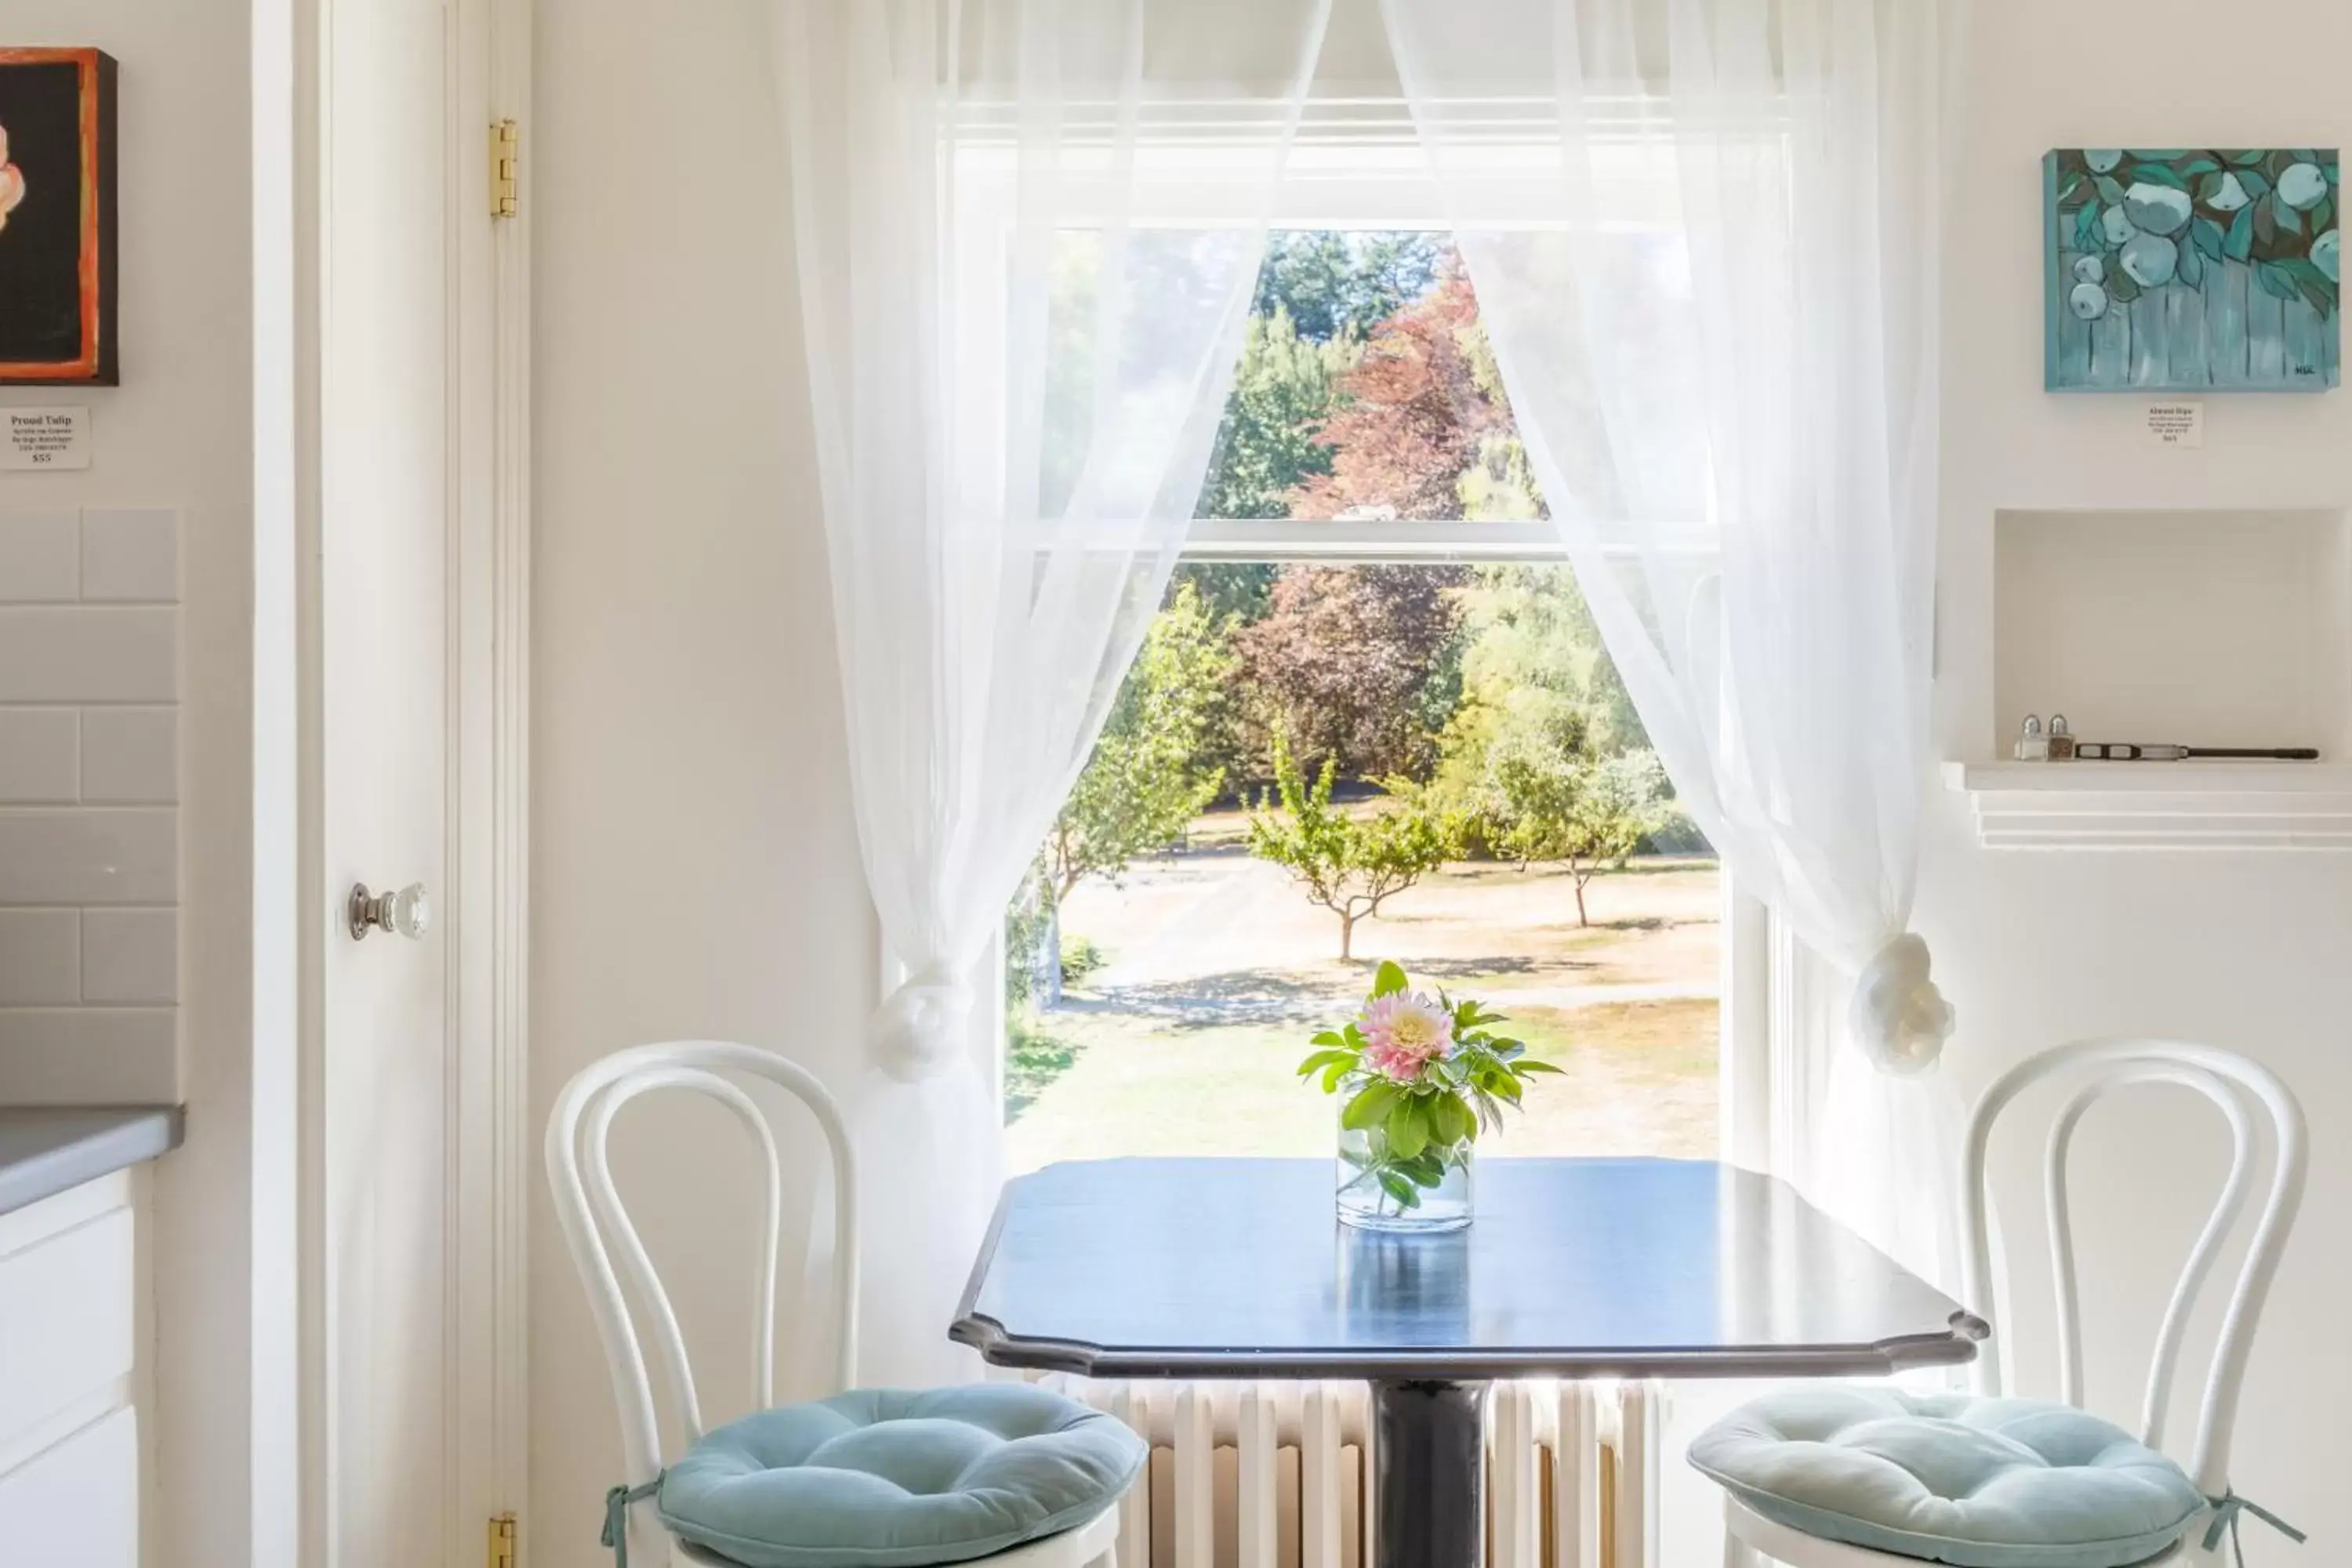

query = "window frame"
[988, 151, 1772, 1167]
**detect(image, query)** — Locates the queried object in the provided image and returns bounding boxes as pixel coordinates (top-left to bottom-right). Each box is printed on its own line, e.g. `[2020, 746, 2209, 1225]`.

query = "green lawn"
[1006, 850, 1721, 1171]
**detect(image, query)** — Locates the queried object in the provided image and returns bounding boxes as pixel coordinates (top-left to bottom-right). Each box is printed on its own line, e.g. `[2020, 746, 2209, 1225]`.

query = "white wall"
[526, 0, 2352, 1557]
[0, 2, 260, 1564]
[528, 1, 873, 1559]
[1925, 0, 2352, 1536]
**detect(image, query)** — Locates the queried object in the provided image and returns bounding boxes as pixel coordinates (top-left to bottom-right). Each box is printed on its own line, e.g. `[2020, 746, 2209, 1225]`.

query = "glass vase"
[1334, 1096, 1474, 1232]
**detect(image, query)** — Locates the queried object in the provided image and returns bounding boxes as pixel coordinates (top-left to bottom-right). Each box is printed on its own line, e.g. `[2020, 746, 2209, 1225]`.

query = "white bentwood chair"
[1721, 1037, 2307, 1568]
[546, 1040, 1122, 1568]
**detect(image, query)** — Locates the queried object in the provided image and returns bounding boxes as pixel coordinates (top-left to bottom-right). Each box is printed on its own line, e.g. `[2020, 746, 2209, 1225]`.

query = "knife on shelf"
[2071, 743, 2321, 760]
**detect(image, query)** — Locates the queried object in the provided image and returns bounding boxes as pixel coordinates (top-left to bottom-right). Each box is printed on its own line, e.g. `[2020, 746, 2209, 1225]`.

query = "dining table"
[952, 1156, 1987, 1568]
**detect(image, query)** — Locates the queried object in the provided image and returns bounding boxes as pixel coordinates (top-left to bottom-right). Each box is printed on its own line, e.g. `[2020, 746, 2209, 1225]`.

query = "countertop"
[0, 1105, 183, 1218]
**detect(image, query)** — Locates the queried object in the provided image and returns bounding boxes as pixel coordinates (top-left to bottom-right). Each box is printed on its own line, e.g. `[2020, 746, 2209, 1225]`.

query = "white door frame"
[259, 0, 533, 1559]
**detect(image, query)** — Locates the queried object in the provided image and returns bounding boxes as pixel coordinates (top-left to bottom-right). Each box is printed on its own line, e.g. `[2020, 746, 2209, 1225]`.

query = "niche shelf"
[1953, 506, 2352, 851]
[1944, 760, 2352, 850]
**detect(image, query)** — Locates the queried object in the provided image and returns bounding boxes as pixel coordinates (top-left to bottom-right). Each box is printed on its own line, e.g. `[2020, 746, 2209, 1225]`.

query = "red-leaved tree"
[1285, 266, 1505, 522]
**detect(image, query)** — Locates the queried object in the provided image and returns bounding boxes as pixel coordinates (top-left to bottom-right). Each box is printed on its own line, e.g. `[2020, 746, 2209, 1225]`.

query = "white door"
[317, 0, 470, 1560]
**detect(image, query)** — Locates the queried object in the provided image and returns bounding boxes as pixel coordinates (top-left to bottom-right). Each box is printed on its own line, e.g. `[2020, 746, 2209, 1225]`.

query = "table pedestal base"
[1372, 1378, 1489, 1568]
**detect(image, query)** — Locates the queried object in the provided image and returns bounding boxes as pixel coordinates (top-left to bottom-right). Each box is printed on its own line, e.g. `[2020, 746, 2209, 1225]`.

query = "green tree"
[1022, 581, 1236, 1003]
[1486, 742, 1670, 927]
[1247, 733, 1457, 960]
[1044, 580, 1234, 903]
[1252, 230, 1444, 343]
[1196, 306, 1356, 522]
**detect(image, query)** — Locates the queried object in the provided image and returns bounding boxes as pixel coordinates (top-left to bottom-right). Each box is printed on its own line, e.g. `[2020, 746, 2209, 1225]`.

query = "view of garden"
[1004, 234, 1721, 1169]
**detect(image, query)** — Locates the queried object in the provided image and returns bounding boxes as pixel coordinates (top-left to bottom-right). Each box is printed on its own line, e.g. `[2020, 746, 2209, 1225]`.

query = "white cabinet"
[0, 1172, 141, 1568]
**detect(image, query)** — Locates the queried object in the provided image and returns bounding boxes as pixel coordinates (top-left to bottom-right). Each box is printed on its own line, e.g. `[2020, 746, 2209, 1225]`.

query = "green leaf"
[2094, 175, 2125, 205]
[2190, 215, 2227, 260]
[2256, 261, 2301, 303]
[2074, 205, 2103, 252]
[1399, 1150, 1446, 1187]
[2107, 270, 2142, 304]
[2130, 162, 2187, 190]
[2296, 278, 2335, 318]
[1320, 1061, 1352, 1092]
[1342, 1081, 1402, 1131]
[1370, 960, 1410, 998]
[2240, 168, 2272, 200]
[1377, 1170, 1421, 1209]
[2278, 199, 2303, 236]
[2057, 172, 2085, 206]
[2177, 238, 2204, 289]
[1512, 1058, 1566, 1076]
[1297, 1047, 1357, 1078]
[2312, 196, 2333, 234]
[1311, 1029, 1347, 1048]
[2230, 149, 2267, 167]
[1429, 1092, 1473, 1146]
[2226, 204, 2256, 261]
[2179, 157, 2220, 176]
[1386, 1098, 1429, 1159]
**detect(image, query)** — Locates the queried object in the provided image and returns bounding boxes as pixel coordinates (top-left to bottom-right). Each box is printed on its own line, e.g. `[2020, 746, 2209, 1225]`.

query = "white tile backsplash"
[0, 1009, 176, 1102]
[79, 510, 179, 603]
[0, 711, 79, 804]
[0, 510, 182, 1101]
[78, 709, 176, 804]
[0, 514, 79, 603]
[79, 909, 176, 1005]
[0, 812, 178, 906]
[0, 608, 179, 703]
[0, 912, 81, 1006]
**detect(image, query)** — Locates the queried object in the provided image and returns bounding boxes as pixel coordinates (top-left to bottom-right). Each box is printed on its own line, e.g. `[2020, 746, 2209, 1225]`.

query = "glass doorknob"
[348, 880, 432, 942]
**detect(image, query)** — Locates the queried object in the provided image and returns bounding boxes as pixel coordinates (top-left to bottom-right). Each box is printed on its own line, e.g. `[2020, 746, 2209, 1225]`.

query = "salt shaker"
[2013, 714, 2049, 761]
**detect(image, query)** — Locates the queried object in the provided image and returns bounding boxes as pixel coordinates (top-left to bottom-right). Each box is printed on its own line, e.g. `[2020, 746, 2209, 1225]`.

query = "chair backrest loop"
[546, 1041, 861, 1493]
[1960, 1038, 2305, 1493]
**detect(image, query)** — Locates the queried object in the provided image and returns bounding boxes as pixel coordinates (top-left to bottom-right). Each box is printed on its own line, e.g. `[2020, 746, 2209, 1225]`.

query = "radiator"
[1043, 1378, 1663, 1568]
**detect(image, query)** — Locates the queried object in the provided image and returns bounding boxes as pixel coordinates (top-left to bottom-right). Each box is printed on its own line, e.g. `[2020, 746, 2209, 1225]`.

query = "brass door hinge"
[490, 119, 519, 219]
[488, 1512, 517, 1568]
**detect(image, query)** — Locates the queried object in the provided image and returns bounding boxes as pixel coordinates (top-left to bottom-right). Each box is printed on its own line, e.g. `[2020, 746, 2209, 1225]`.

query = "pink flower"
[1359, 992, 1454, 1081]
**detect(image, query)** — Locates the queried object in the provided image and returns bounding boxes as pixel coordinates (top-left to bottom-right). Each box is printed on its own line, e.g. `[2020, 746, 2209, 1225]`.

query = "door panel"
[321, 0, 452, 1559]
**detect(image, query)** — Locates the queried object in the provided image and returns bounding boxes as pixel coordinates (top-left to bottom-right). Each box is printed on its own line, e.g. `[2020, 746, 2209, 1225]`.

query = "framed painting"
[0, 48, 118, 385]
[2045, 148, 2339, 393]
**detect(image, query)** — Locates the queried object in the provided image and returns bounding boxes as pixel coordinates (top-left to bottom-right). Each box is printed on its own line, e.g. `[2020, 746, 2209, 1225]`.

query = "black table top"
[953, 1157, 1987, 1381]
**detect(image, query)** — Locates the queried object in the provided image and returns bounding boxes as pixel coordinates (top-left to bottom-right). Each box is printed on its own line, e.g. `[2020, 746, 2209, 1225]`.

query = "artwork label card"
[1, 404, 89, 468]
[2143, 401, 2204, 447]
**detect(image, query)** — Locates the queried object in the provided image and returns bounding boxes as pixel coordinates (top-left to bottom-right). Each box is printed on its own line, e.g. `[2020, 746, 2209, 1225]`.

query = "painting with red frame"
[0, 49, 118, 385]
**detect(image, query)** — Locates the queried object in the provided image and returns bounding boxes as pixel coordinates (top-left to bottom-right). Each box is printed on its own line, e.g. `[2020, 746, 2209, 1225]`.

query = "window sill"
[1944, 760, 2352, 851]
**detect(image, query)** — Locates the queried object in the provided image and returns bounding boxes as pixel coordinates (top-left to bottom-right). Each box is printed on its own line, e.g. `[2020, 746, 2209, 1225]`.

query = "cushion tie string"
[2202, 1490, 2306, 1566]
[601, 1476, 663, 1568]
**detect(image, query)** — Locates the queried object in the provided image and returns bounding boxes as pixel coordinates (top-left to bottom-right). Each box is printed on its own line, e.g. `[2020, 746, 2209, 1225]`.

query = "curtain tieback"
[872, 962, 975, 1081]
[2203, 1490, 2305, 1566]
[601, 1476, 663, 1568]
[1849, 932, 1955, 1075]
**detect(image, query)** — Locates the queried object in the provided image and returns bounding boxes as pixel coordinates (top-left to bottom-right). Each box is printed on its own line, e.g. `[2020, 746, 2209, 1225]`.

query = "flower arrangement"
[1300, 960, 1558, 1225]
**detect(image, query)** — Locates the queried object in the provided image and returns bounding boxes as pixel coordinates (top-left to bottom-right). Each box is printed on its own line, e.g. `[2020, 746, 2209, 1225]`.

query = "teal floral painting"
[2045, 148, 2339, 391]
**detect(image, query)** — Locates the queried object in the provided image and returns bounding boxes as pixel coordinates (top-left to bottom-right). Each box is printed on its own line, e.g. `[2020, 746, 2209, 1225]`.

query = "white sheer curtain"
[777, 0, 1330, 1383]
[1381, 0, 1960, 1284]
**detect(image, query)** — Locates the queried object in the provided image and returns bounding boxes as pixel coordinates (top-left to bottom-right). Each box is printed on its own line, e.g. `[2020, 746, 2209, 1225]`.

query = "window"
[1003, 230, 1722, 1171]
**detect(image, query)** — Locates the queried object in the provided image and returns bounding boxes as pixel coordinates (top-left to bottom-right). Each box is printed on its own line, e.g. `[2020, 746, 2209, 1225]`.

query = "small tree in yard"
[1025, 582, 1234, 1004]
[1490, 741, 1669, 927]
[1248, 733, 1457, 960]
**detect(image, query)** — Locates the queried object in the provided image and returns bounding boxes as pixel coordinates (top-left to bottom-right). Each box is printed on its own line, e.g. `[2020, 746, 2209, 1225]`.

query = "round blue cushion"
[657, 1384, 1145, 1568]
[1689, 1388, 2206, 1568]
